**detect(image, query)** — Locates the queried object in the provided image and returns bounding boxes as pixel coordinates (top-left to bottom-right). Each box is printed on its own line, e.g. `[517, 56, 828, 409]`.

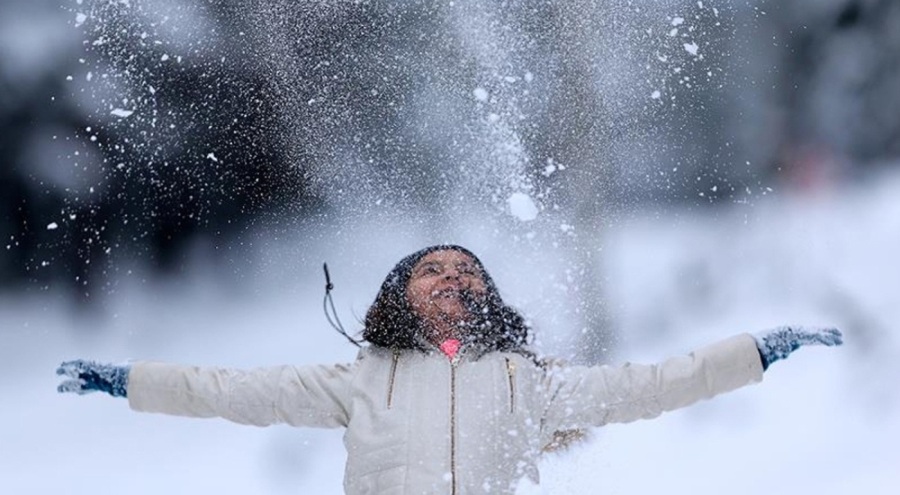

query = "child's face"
[406, 249, 487, 327]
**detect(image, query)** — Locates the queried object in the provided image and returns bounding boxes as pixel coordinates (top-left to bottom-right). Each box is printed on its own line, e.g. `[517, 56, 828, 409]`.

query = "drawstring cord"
[323, 263, 362, 347]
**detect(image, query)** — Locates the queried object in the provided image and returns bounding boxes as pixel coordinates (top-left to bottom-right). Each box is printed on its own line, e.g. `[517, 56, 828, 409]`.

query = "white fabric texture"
[128, 333, 764, 494]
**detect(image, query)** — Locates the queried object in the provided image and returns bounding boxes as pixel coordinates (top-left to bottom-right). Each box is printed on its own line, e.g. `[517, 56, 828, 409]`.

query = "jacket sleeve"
[127, 361, 354, 428]
[541, 333, 764, 434]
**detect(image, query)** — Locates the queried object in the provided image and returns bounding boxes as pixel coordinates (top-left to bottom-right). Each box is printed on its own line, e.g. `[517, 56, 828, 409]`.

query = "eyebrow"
[414, 261, 441, 272]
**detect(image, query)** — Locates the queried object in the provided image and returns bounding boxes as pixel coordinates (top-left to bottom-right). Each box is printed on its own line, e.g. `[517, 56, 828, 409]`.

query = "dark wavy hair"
[363, 245, 532, 356]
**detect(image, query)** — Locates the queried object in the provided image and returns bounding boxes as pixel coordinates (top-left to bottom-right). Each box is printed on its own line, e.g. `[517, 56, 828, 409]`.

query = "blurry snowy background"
[1, 0, 898, 493]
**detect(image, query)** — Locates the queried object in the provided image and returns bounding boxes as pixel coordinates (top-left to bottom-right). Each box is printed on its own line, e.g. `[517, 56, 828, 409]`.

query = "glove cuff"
[753, 338, 772, 371]
[108, 365, 130, 398]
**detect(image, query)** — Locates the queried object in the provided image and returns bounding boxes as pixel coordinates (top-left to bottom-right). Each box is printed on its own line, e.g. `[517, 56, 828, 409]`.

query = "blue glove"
[754, 326, 843, 370]
[57, 360, 130, 398]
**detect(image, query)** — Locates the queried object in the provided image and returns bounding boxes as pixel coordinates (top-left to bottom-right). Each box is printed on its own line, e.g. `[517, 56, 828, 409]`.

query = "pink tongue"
[440, 339, 461, 360]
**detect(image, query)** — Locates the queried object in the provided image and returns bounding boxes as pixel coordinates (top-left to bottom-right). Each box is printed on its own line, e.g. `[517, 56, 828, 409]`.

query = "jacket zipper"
[505, 357, 517, 414]
[386, 350, 400, 409]
[450, 356, 459, 495]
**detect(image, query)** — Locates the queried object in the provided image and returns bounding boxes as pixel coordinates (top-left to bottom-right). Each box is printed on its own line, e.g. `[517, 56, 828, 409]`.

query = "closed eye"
[457, 264, 478, 275]
[416, 262, 442, 275]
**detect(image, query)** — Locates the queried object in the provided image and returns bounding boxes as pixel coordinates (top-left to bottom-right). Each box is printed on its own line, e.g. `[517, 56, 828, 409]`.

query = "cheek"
[406, 282, 428, 309]
[469, 279, 487, 293]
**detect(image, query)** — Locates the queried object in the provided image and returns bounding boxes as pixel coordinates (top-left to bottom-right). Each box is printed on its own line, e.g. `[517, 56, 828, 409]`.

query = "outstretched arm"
[542, 334, 764, 434]
[57, 359, 356, 429]
[754, 326, 843, 370]
[542, 327, 842, 435]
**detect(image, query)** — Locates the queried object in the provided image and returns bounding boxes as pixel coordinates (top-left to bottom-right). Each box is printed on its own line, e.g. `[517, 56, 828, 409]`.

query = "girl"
[58, 244, 842, 494]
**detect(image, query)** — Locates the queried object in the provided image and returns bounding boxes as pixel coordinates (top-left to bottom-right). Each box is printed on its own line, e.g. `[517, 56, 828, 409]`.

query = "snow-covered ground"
[1, 170, 898, 494]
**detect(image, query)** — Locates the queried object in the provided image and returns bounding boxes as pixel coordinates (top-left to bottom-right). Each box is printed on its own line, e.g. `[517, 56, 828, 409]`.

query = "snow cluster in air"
[508, 192, 539, 222]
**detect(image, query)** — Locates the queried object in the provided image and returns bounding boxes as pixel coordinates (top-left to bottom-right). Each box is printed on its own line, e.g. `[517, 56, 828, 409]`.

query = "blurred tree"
[0, 0, 313, 299]
[738, 0, 900, 187]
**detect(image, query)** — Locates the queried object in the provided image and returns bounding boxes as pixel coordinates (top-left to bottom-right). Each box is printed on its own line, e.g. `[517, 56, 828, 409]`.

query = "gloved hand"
[57, 359, 130, 398]
[754, 326, 843, 370]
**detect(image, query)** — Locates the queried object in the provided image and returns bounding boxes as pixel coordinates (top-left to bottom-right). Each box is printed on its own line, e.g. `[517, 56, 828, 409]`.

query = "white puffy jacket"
[128, 333, 763, 494]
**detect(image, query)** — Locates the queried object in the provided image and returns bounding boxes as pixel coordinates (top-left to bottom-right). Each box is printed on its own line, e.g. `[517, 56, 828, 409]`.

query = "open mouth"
[432, 287, 462, 298]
